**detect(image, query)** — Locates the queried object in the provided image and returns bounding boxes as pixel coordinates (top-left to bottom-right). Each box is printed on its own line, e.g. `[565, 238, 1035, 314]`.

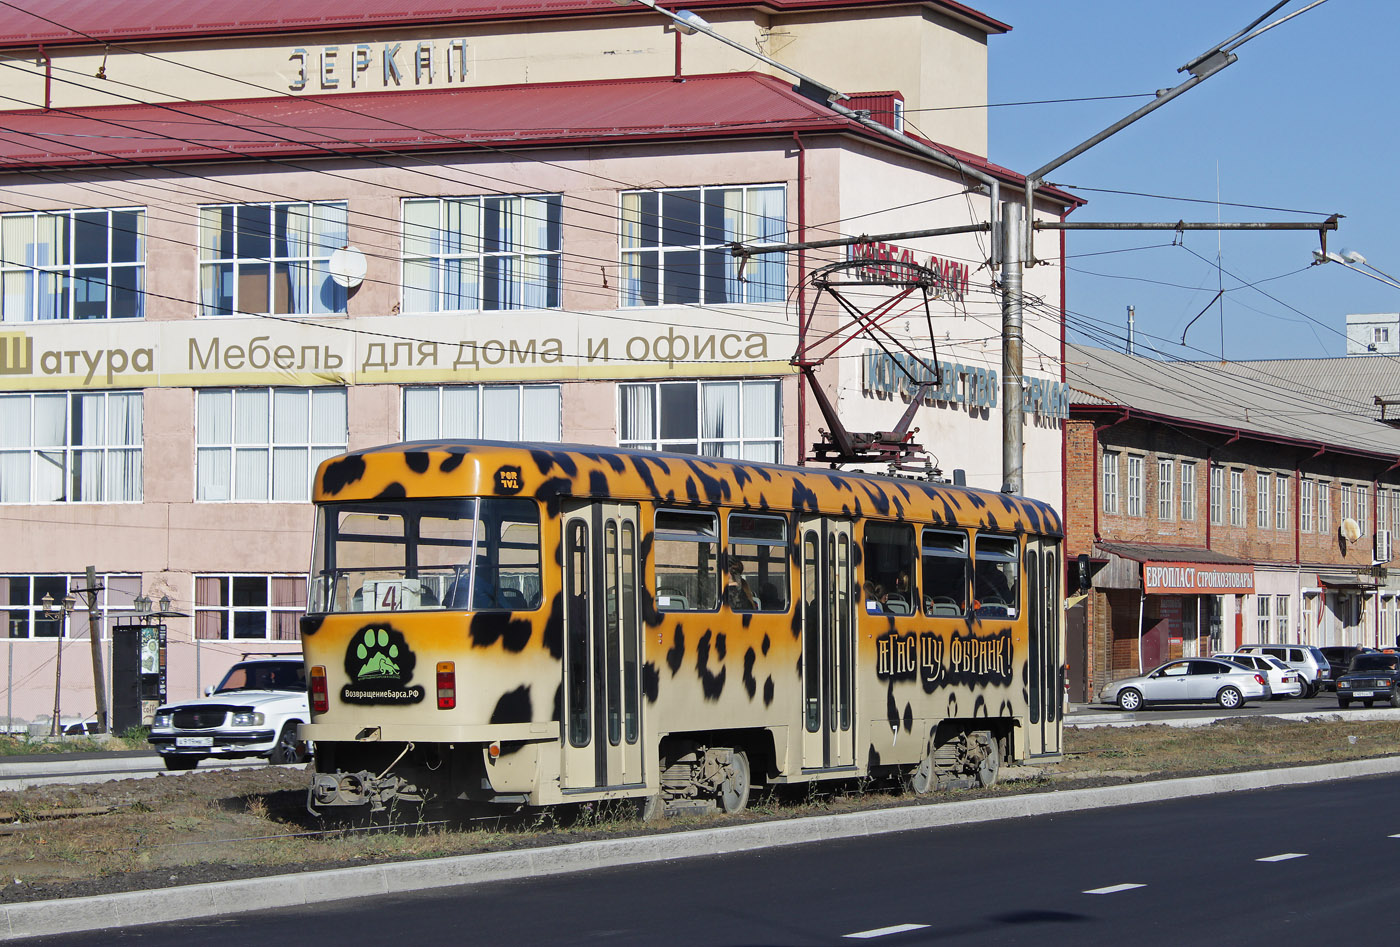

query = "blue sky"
[981, 0, 1397, 361]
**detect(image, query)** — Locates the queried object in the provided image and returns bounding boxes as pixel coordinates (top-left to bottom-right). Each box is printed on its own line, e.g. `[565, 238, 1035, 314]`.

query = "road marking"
[1257, 853, 1306, 862]
[1083, 884, 1145, 895]
[844, 924, 931, 939]
[1391, 833, 1400, 839]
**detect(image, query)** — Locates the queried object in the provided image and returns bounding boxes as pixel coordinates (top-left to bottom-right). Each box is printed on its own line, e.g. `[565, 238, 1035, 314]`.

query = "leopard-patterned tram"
[300, 441, 1065, 816]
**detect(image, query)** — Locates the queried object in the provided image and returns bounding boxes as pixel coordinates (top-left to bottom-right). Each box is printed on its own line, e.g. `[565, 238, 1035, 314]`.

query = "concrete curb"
[1069, 707, 1400, 729]
[4, 754, 1400, 940]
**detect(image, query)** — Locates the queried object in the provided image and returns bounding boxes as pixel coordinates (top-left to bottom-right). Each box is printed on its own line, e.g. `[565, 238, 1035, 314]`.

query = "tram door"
[799, 517, 856, 770]
[1024, 538, 1063, 757]
[560, 502, 645, 790]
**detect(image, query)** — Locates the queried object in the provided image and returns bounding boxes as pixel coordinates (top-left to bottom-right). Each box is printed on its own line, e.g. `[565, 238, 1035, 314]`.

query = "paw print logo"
[344, 623, 416, 686]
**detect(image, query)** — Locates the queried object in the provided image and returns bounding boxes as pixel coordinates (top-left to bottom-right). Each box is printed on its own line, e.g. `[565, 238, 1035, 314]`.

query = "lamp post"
[42, 591, 76, 737]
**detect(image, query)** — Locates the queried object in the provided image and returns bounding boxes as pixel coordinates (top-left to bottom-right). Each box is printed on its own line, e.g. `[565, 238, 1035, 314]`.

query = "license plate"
[176, 736, 213, 748]
[1352, 691, 1374, 698]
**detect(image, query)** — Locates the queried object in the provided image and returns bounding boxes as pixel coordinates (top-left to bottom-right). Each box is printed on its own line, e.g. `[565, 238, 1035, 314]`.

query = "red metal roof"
[0, 71, 1079, 207]
[0, 0, 1009, 49]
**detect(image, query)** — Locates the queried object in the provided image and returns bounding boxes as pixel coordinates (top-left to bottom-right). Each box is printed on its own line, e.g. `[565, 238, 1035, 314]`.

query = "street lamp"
[1312, 248, 1400, 292]
[42, 591, 77, 737]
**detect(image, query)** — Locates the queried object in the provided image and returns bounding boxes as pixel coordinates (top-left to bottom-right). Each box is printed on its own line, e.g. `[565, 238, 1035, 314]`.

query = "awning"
[1316, 573, 1380, 590]
[1094, 542, 1255, 595]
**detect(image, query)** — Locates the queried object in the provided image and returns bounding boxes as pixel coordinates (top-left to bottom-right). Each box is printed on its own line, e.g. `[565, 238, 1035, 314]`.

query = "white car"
[1099, 658, 1271, 711]
[1216, 652, 1305, 699]
[148, 657, 311, 771]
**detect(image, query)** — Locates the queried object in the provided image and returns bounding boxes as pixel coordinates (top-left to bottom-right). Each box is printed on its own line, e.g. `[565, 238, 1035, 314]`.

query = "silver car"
[1099, 658, 1271, 711]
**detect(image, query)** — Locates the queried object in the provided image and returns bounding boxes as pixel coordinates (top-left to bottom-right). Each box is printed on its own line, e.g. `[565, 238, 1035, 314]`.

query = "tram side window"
[863, 522, 916, 615]
[654, 509, 719, 611]
[725, 513, 788, 612]
[921, 528, 968, 616]
[973, 534, 1019, 618]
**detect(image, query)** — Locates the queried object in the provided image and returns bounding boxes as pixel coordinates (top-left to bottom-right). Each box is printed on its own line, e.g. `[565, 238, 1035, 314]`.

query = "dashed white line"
[1391, 833, 1400, 839]
[1083, 883, 1146, 895]
[1257, 853, 1307, 862]
[844, 923, 931, 939]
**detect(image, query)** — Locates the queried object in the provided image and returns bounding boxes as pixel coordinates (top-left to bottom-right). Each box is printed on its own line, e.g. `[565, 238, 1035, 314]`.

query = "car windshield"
[215, 662, 307, 693]
[1349, 654, 1398, 673]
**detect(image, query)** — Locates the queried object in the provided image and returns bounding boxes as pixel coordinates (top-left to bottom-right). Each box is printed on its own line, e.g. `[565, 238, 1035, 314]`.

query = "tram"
[300, 441, 1065, 815]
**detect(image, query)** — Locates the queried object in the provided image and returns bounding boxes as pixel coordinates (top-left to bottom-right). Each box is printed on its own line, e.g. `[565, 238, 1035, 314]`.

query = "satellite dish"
[1342, 518, 1362, 543]
[328, 246, 367, 289]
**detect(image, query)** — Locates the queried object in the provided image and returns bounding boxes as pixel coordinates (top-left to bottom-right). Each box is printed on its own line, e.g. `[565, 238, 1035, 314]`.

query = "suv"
[1232, 644, 1330, 697]
[148, 657, 311, 771]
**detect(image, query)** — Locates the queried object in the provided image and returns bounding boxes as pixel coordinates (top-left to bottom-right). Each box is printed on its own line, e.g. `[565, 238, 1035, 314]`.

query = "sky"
[979, 0, 1399, 362]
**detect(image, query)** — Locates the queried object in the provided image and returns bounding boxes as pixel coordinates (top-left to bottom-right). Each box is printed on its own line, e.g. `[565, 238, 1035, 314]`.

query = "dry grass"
[0, 717, 1395, 900]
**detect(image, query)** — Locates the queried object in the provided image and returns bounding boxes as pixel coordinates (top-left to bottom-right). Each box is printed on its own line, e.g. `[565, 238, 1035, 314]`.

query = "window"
[0, 391, 141, 502]
[1126, 455, 1143, 517]
[1, 208, 145, 321]
[619, 379, 780, 462]
[1209, 464, 1223, 525]
[725, 513, 787, 612]
[1376, 327, 1389, 343]
[1256, 594, 1271, 642]
[863, 521, 916, 615]
[0, 573, 139, 638]
[1256, 472, 1270, 528]
[1380, 488, 1390, 533]
[1275, 475, 1289, 531]
[1102, 450, 1120, 514]
[403, 385, 561, 442]
[1356, 484, 1369, 533]
[921, 529, 968, 616]
[1275, 595, 1290, 644]
[973, 534, 1018, 618]
[195, 575, 306, 640]
[620, 185, 785, 306]
[654, 509, 719, 611]
[1319, 481, 1330, 534]
[402, 195, 561, 311]
[1180, 462, 1196, 521]
[1229, 469, 1244, 527]
[196, 387, 347, 502]
[1157, 458, 1174, 520]
[1301, 479, 1314, 533]
[1340, 483, 1353, 523]
[199, 201, 348, 316]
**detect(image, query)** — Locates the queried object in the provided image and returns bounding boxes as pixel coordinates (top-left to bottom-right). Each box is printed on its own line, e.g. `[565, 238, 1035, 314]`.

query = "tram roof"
[314, 440, 1063, 538]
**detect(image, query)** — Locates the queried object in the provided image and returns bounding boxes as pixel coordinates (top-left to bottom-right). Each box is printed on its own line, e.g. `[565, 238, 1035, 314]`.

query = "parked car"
[1099, 658, 1270, 711]
[147, 657, 311, 770]
[1321, 646, 1375, 689]
[1231, 644, 1330, 697]
[1216, 652, 1304, 699]
[1335, 652, 1400, 708]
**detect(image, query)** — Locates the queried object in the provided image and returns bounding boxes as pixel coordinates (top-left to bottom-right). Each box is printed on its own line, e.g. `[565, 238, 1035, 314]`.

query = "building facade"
[1064, 344, 1400, 701]
[0, 0, 1075, 728]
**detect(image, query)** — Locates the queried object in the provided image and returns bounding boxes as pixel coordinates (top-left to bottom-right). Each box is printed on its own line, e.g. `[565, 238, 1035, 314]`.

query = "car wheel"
[162, 756, 199, 771]
[1117, 688, 1143, 712]
[267, 722, 309, 765]
[1390, 688, 1400, 709]
[1217, 686, 1243, 710]
[1338, 697, 1352, 708]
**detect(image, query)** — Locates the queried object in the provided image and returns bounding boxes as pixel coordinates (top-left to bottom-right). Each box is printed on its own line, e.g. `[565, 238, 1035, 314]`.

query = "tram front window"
[309, 498, 542, 613]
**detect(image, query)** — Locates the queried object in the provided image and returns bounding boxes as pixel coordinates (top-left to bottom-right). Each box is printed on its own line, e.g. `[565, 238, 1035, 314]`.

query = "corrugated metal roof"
[1096, 541, 1252, 565]
[0, 0, 1010, 49]
[1065, 342, 1400, 458]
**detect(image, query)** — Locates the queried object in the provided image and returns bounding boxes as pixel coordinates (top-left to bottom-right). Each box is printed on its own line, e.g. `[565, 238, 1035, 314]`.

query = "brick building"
[1063, 343, 1400, 701]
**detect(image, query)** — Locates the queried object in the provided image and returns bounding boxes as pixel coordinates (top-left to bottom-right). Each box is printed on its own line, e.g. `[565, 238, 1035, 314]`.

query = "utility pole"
[84, 566, 108, 734]
[1000, 203, 1024, 494]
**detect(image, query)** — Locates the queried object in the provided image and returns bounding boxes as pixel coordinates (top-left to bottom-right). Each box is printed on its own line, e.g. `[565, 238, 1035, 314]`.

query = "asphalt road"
[26, 770, 1400, 946]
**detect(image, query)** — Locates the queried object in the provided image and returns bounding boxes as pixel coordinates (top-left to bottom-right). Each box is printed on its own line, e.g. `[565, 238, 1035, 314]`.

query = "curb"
[4, 755, 1400, 940]
[1068, 707, 1400, 729]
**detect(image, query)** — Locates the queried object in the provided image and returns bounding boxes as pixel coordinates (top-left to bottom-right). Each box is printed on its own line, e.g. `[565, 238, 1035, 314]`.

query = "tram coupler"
[307, 771, 426, 815]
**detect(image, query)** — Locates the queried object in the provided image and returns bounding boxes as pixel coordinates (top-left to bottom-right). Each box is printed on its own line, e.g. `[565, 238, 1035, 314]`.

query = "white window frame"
[0, 573, 140, 639]
[402, 384, 562, 442]
[1256, 471, 1270, 529]
[1380, 488, 1390, 533]
[194, 574, 306, 641]
[1275, 475, 1289, 532]
[1301, 478, 1314, 533]
[1356, 484, 1369, 533]
[1275, 594, 1290, 644]
[1157, 458, 1174, 520]
[1319, 480, 1331, 534]
[1126, 455, 1143, 517]
[195, 387, 347, 502]
[1340, 483, 1353, 524]
[620, 184, 786, 307]
[1256, 593, 1271, 642]
[619, 379, 781, 462]
[1209, 464, 1223, 525]
[1229, 469, 1244, 527]
[1102, 450, 1120, 515]
[1, 207, 146, 322]
[0, 391, 142, 503]
[1180, 462, 1196, 521]
[198, 201, 348, 317]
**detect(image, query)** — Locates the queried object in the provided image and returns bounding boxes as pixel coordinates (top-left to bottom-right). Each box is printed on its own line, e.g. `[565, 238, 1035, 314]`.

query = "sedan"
[1336, 652, 1400, 708]
[1216, 652, 1305, 699]
[1099, 658, 1271, 711]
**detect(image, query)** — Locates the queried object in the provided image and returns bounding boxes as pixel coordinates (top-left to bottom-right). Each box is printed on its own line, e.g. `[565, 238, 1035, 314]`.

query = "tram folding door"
[799, 516, 856, 771]
[560, 501, 645, 791]
[1024, 538, 1063, 757]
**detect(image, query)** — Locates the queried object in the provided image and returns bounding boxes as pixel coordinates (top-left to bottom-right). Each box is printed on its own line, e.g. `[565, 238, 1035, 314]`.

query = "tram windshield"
[308, 497, 542, 613]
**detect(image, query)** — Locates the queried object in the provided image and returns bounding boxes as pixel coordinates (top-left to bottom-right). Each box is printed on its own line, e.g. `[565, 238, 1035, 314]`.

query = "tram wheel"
[972, 731, 1000, 788]
[908, 754, 936, 795]
[718, 750, 751, 814]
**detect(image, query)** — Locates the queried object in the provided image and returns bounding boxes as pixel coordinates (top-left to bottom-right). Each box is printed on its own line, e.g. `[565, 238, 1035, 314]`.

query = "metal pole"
[1127, 305, 1135, 356]
[84, 565, 108, 734]
[1000, 201, 1024, 494]
[50, 612, 63, 737]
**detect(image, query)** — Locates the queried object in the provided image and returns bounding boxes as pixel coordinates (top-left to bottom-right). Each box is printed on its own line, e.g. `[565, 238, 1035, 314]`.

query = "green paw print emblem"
[355, 627, 401, 680]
